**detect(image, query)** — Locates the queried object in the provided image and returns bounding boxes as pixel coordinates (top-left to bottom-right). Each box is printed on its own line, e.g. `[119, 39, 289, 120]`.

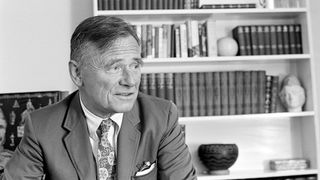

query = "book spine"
[190, 20, 200, 57]
[154, 26, 159, 58]
[133, 0, 139, 9]
[257, 70, 266, 113]
[109, 0, 114, 10]
[250, 71, 259, 114]
[244, 26, 252, 55]
[295, 24, 303, 54]
[232, 26, 246, 56]
[139, 73, 149, 94]
[235, 71, 244, 114]
[243, 71, 251, 114]
[270, 76, 279, 113]
[263, 25, 271, 55]
[174, 73, 184, 116]
[200, 22, 208, 57]
[282, 25, 290, 54]
[175, 26, 181, 58]
[198, 72, 206, 116]
[276, 25, 284, 55]
[205, 72, 214, 116]
[146, 24, 153, 58]
[120, 0, 126, 10]
[257, 25, 265, 55]
[127, 0, 133, 10]
[250, 26, 259, 56]
[264, 75, 272, 113]
[165, 73, 174, 102]
[98, 0, 104, 10]
[213, 71, 221, 116]
[220, 71, 229, 116]
[182, 73, 191, 117]
[288, 24, 297, 54]
[148, 73, 157, 97]
[228, 71, 236, 115]
[156, 73, 166, 99]
[190, 72, 199, 116]
[180, 23, 188, 57]
[140, 0, 146, 9]
[141, 25, 147, 58]
[270, 25, 277, 55]
[102, 0, 109, 10]
[206, 20, 218, 57]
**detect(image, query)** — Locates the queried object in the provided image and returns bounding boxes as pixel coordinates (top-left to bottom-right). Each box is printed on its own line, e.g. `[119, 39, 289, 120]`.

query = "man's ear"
[69, 60, 82, 87]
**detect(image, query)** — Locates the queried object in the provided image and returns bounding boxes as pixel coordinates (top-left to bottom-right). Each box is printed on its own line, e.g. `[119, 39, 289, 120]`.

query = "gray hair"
[70, 16, 139, 68]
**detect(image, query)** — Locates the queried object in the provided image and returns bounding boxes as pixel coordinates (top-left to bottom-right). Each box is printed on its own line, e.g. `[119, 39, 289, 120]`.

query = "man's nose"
[120, 67, 137, 86]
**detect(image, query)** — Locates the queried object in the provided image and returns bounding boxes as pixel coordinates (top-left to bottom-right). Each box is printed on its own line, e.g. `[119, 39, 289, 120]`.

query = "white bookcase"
[93, 1, 319, 179]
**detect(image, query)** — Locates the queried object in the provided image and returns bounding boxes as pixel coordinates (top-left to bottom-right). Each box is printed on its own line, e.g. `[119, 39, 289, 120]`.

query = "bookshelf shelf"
[141, 54, 311, 64]
[93, 0, 319, 179]
[179, 111, 315, 124]
[197, 169, 318, 180]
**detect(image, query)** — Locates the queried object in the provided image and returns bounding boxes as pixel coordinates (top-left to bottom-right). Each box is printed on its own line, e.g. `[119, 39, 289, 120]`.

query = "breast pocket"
[131, 165, 157, 180]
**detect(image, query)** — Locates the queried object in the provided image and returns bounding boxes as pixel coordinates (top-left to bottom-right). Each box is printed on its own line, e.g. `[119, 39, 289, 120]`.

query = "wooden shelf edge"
[179, 111, 315, 123]
[95, 8, 307, 16]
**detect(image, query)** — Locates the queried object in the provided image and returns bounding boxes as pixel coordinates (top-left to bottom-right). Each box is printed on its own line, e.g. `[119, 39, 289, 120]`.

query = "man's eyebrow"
[134, 58, 144, 65]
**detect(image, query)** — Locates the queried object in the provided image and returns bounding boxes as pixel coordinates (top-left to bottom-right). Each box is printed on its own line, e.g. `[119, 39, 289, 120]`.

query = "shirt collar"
[79, 95, 123, 137]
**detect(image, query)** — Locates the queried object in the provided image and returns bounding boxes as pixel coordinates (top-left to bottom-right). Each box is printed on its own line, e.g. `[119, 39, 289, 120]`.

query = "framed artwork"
[0, 91, 68, 151]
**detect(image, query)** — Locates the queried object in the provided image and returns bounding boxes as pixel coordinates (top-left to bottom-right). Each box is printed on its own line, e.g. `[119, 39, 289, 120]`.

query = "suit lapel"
[63, 92, 97, 180]
[117, 102, 141, 180]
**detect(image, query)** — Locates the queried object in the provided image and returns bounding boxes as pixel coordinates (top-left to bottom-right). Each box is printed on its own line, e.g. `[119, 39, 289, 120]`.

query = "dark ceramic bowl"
[198, 144, 238, 175]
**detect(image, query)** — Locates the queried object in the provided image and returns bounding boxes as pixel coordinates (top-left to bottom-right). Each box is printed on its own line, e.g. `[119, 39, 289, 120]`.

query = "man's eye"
[107, 65, 122, 73]
[129, 63, 141, 70]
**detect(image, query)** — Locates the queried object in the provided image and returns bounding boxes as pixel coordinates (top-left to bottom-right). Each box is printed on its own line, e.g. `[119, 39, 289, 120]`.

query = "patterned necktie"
[97, 119, 117, 180]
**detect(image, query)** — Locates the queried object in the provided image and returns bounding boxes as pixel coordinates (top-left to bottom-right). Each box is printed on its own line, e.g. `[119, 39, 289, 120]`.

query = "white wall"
[0, 0, 92, 93]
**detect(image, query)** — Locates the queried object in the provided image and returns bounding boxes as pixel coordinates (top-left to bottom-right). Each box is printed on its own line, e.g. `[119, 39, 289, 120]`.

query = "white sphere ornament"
[217, 37, 239, 56]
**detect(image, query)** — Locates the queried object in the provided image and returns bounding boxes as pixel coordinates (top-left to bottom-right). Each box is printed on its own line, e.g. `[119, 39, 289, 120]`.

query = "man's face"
[79, 35, 142, 117]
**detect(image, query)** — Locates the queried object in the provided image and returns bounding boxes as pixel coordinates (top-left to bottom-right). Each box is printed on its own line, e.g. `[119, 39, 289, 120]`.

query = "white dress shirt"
[79, 97, 123, 159]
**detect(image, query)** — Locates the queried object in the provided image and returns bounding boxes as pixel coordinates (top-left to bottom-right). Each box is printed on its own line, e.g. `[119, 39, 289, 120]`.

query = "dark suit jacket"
[2, 91, 196, 180]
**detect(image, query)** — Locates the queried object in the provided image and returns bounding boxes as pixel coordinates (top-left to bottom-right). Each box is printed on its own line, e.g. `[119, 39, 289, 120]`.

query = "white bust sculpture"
[279, 75, 306, 112]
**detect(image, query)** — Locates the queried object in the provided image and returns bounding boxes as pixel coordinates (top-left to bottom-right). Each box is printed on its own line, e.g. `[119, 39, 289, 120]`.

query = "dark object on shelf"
[200, 3, 256, 9]
[0, 91, 68, 151]
[198, 143, 238, 175]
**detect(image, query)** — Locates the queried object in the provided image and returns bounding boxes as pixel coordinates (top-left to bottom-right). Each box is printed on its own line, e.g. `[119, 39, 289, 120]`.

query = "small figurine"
[279, 75, 306, 112]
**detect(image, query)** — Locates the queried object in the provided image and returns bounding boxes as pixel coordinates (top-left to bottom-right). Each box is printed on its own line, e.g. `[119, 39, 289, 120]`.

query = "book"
[264, 75, 272, 113]
[156, 73, 166, 99]
[205, 72, 214, 116]
[165, 73, 174, 102]
[141, 25, 147, 58]
[270, 25, 278, 55]
[148, 73, 157, 97]
[257, 25, 265, 55]
[146, 24, 153, 58]
[228, 71, 236, 115]
[212, 72, 221, 116]
[198, 72, 206, 116]
[263, 25, 271, 55]
[190, 72, 199, 116]
[182, 73, 191, 117]
[257, 70, 266, 113]
[243, 71, 251, 114]
[250, 26, 259, 55]
[120, 0, 127, 10]
[288, 24, 297, 54]
[235, 71, 244, 114]
[220, 71, 229, 115]
[295, 24, 303, 54]
[243, 26, 252, 55]
[200, 3, 256, 9]
[186, 20, 200, 57]
[270, 76, 279, 113]
[205, 20, 218, 57]
[174, 73, 184, 116]
[232, 26, 246, 56]
[276, 25, 284, 55]
[139, 73, 149, 94]
[282, 25, 290, 54]
[250, 71, 258, 114]
[180, 23, 188, 58]
[174, 26, 181, 58]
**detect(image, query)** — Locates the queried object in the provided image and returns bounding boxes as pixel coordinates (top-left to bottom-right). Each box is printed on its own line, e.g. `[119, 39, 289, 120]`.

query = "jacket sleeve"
[157, 102, 197, 180]
[1, 116, 45, 180]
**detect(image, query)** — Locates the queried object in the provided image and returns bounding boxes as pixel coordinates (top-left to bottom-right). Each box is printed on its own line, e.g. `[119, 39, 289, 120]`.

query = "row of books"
[267, 0, 305, 8]
[238, 175, 316, 180]
[132, 20, 217, 58]
[232, 24, 303, 56]
[139, 71, 280, 117]
[97, 0, 199, 10]
[200, 3, 256, 9]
